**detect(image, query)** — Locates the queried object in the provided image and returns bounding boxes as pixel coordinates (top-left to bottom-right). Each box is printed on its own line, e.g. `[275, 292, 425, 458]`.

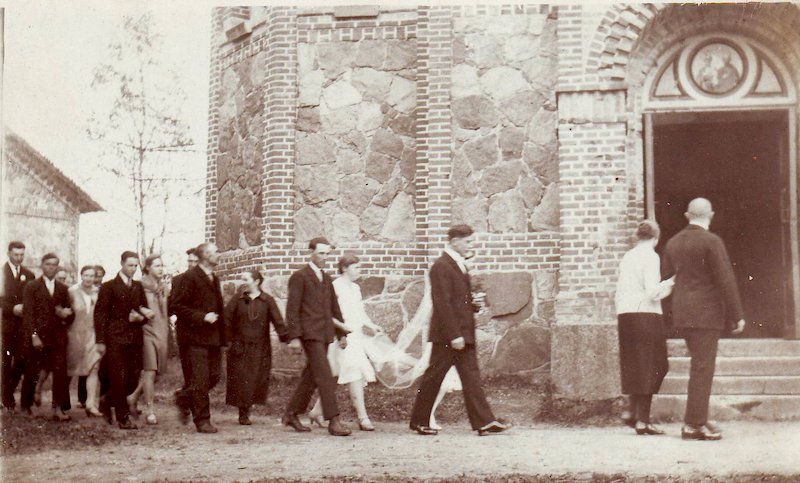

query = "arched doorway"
[642, 33, 798, 338]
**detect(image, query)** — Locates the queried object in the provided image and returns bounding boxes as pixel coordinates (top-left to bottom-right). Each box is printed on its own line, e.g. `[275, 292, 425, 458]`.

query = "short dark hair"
[8, 241, 25, 251]
[338, 253, 360, 274]
[308, 237, 333, 251]
[94, 265, 106, 275]
[186, 247, 198, 257]
[447, 224, 474, 241]
[247, 269, 264, 285]
[80, 265, 96, 275]
[120, 251, 139, 263]
[42, 253, 59, 263]
[636, 220, 660, 241]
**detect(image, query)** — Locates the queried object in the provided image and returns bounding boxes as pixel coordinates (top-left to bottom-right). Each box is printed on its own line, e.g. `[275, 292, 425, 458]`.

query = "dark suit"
[284, 264, 347, 420]
[21, 276, 73, 410]
[169, 271, 191, 389]
[410, 252, 495, 430]
[94, 274, 148, 422]
[171, 265, 225, 426]
[662, 224, 744, 425]
[1, 262, 35, 408]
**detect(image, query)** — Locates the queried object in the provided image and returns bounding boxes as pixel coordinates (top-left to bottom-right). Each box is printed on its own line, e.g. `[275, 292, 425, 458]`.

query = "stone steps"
[667, 356, 800, 376]
[652, 394, 800, 420]
[660, 375, 800, 395]
[656, 339, 800, 419]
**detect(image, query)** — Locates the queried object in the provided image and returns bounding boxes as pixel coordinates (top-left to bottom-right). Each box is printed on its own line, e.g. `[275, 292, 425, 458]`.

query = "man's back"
[662, 225, 743, 331]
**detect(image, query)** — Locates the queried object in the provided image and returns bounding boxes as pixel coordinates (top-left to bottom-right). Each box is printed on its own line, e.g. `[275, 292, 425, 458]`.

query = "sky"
[3, 0, 212, 277]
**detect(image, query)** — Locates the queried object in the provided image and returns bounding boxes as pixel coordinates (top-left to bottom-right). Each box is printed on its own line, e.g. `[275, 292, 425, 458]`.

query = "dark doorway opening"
[651, 110, 791, 338]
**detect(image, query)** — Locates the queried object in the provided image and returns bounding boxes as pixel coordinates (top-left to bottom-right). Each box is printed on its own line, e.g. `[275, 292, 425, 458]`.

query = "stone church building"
[206, 4, 800, 417]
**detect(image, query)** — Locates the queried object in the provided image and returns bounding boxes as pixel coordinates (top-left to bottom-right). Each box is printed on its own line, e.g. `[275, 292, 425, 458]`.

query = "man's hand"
[287, 338, 302, 355]
[31, 333, 43, 349]
[12, 304, 23, 317]
[450, 336, 466, 351]
[55, 306, 73, 319]
[338, 336, 348, 349]
[129, 310, 144, 323]
[95, 343, 106, 356]
[203, 312, 219, 324]
[140, 307, 155, 320]
[731, 319, 746, 335]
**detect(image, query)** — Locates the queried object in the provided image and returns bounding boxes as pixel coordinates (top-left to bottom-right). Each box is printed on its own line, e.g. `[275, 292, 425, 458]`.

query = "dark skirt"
[226, 340, 272, 408]
[617, 313, 669, 395]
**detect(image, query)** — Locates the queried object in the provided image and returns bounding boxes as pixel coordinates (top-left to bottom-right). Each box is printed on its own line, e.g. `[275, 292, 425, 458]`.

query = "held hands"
[450, 336, 466, 351]
[13, 304, 23, 317]
[55, 305, 73, 319]
[139, 306, 156, 320]
[287, 338, 303, 355]
[95, 343, 106, 356]
[338, 336, 348, 349]
[128, 310, 145, 323]
[31, 333, 43, 349]
[204, 312, 219, 324]
[731, 319, 746, 335]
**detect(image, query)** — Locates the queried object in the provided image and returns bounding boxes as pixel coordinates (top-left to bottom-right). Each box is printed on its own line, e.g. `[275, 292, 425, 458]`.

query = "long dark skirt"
[617, 313, 668, 395]
[226, 340, 272, 408]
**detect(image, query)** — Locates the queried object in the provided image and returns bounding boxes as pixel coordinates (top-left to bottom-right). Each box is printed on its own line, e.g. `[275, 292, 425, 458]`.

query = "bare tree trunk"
[136, 148, 146, 256]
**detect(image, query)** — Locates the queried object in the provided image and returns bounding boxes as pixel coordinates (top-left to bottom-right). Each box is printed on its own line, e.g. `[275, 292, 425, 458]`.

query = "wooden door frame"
[643, 106, 799, 339]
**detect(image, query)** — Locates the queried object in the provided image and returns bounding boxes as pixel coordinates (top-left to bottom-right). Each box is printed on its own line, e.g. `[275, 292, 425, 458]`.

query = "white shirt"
[119, 272, 132, 287]
[444, 248, 467, 274]
[615, 243, 673, 315]
[8, 262, 19, 279]
[309, 262, 323, 281]
[44, 276, 55, 296]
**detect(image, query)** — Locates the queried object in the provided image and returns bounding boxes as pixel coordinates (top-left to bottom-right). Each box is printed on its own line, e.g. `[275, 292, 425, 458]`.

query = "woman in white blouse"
[615, 220, 674, 435]
[308, 254, 383, 431]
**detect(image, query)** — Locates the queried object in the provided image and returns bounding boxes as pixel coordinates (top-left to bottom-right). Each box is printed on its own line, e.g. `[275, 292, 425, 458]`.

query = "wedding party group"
[1, 196, 744, 441]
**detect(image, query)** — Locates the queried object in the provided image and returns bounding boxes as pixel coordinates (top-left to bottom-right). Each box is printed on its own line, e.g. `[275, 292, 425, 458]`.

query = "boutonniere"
[20, 274, 27, 282]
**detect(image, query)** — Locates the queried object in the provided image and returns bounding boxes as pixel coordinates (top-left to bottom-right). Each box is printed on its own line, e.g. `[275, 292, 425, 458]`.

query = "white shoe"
[429, 418, 442, 431]
[146, 413, 158, 425]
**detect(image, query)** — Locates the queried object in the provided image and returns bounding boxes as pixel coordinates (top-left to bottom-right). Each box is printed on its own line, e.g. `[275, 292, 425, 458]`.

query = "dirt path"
[3, 408, 799, 482]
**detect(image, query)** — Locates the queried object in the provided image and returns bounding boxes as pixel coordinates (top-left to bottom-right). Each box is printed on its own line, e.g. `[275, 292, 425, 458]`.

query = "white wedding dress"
[328, 277, 378, 385]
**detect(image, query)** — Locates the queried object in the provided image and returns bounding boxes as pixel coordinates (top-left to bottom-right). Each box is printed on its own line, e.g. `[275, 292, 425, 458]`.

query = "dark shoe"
[99, 397, 114, 425]
[196, 421, 218, 434]
[635, 422, 665, 435]
[174, 394, 190, 425]
[327, 416, 351, 436]
[282, 413, 311, 432]
[478, 419, 513, 436]
[238, 408, 252, 426]
[20, 407, 33, 417]
[410, 423, 438, 436]
[53, 410, 72, 422]
[118, 418, 138, 430]
[682, 424, 722, 441]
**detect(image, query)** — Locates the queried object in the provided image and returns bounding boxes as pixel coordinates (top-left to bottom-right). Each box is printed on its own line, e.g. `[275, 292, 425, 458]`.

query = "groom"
[410, 224, 511, 436]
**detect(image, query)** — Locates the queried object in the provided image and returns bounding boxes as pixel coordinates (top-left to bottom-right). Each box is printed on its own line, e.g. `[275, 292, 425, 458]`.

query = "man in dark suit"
[409, 225, 511, 436]
[172, 243, 226, 433]
[94, 251, 154, 429]
[282, 237, 351, 436]
[1, 241, 35, 411]
[20, 252, 74, 420]
[169, 247, 200, 423]
[662, 198, 746, 441]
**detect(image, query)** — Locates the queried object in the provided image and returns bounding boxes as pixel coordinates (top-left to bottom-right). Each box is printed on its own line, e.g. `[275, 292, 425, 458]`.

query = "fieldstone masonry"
[294, 37, 418, 244]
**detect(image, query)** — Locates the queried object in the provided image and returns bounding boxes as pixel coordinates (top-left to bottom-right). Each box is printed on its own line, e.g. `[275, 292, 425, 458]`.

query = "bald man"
[662, 198, 746, 441]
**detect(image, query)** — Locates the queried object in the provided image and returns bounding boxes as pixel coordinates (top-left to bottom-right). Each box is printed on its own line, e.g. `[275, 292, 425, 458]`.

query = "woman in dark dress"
[615, 220, 674, 435]
[225, 269, 288, 425]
